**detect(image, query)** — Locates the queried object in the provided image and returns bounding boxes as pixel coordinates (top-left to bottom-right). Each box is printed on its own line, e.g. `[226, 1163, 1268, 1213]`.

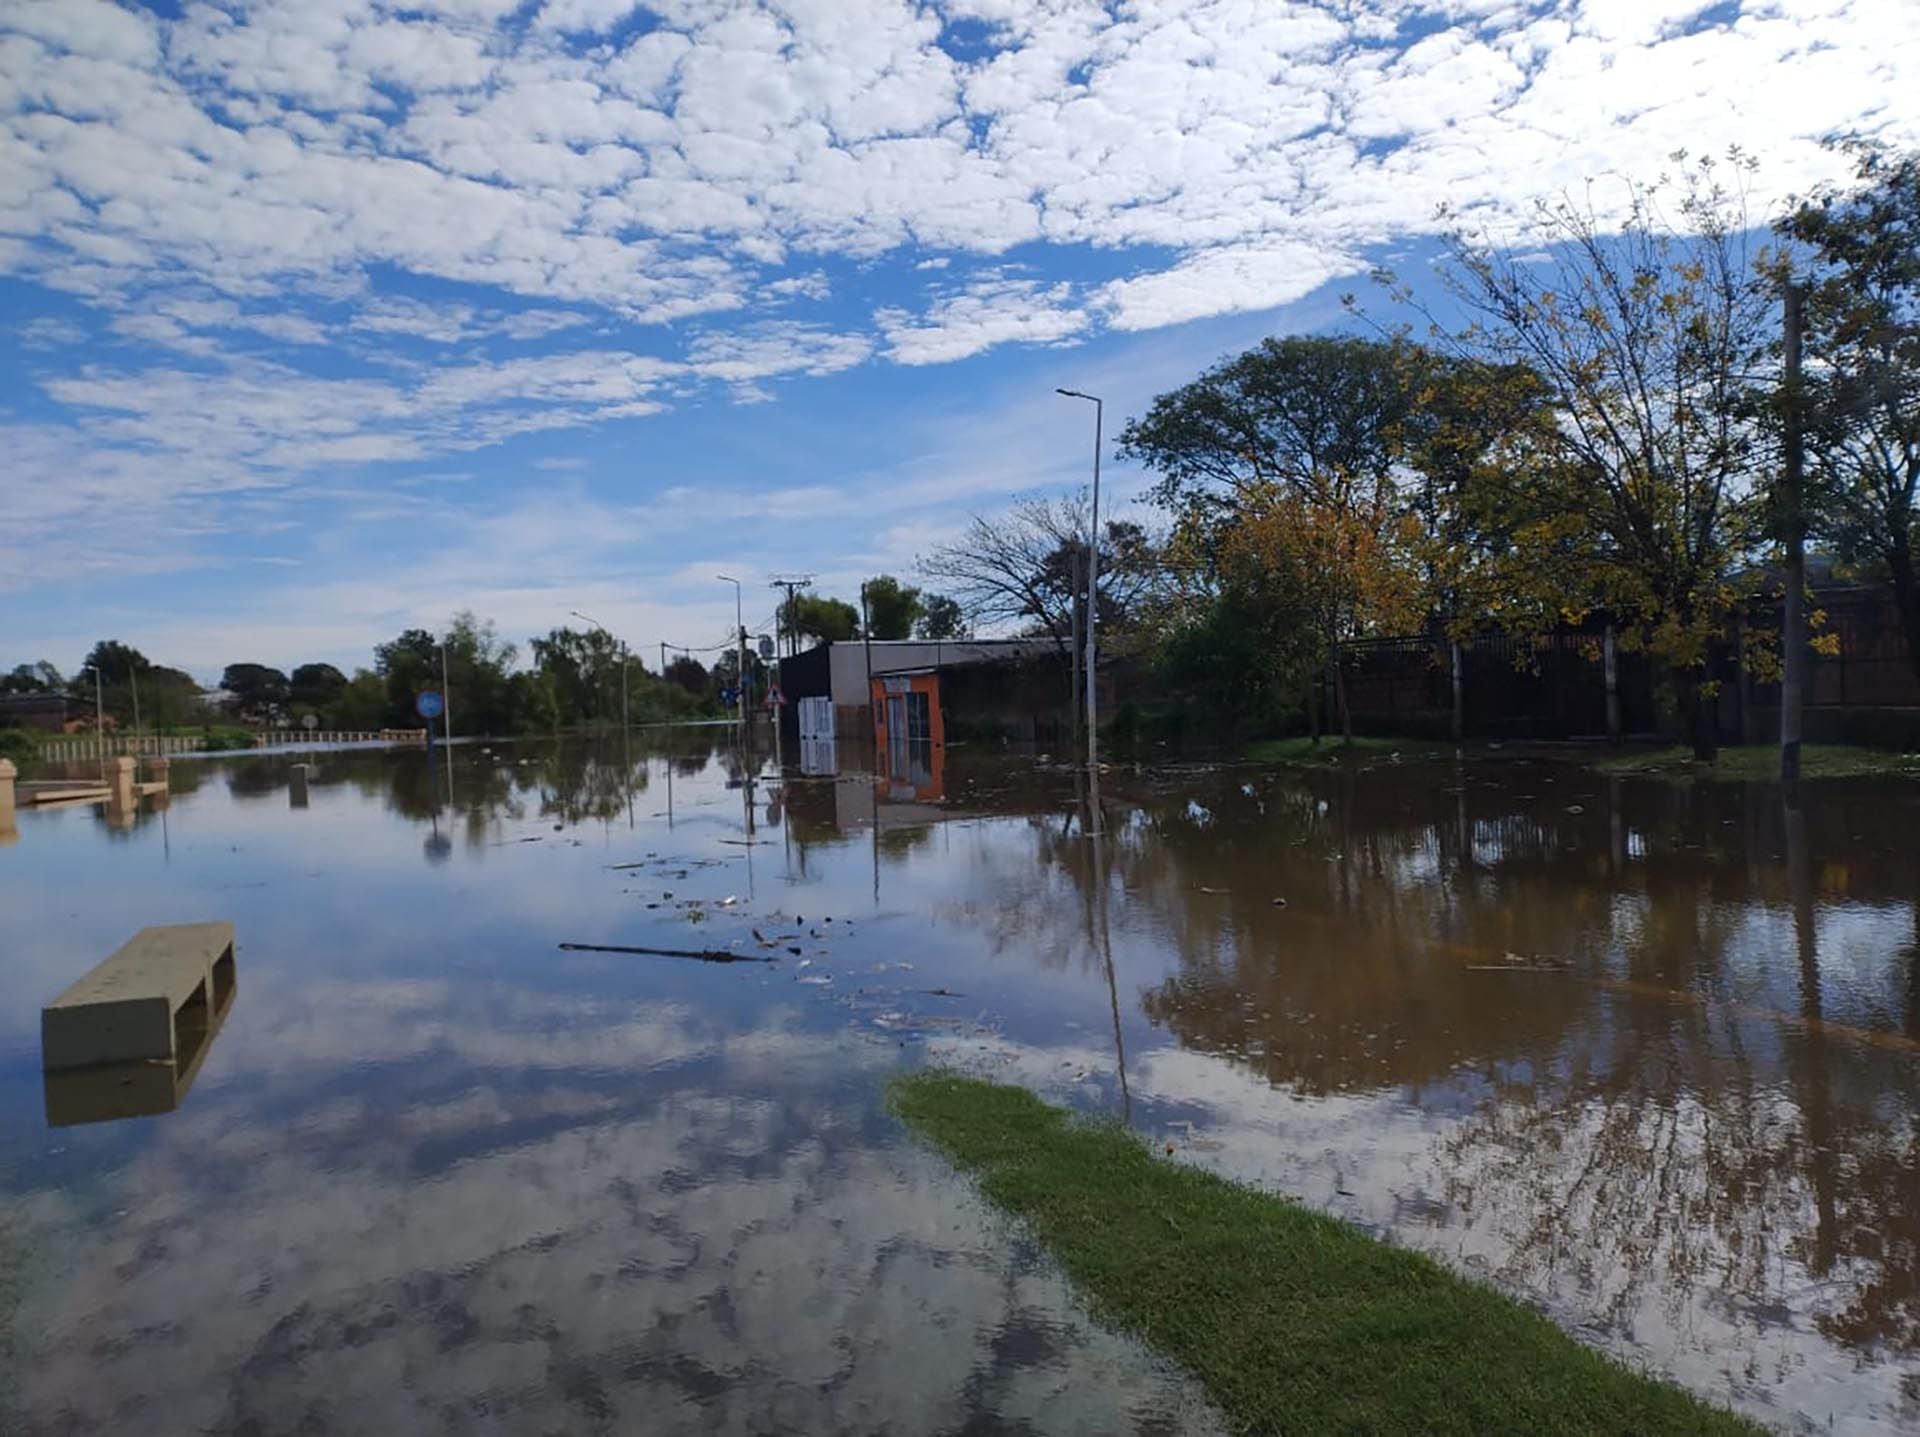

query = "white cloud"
[879, 274, 1089, 365]
[16, 315, 87, 347]
[351, 296, 593, 344]
[1097, 241, 1362, 332]
[685, 321, 873, 381]
[3, 0, 1919, 641]
[5, 0, 1909, 341]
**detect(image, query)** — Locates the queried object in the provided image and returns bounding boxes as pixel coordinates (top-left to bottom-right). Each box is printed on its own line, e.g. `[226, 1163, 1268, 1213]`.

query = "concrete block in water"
[42, 922, 235, 1070]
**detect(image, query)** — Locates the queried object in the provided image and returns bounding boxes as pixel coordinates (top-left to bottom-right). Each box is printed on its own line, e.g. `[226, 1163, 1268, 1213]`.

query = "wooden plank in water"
[42, 922, 235, 1070]
[17, 782, 112, 805]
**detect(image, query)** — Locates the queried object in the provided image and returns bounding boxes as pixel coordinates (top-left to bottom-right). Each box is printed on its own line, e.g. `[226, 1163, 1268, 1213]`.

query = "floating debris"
[556, 942, 773, 965]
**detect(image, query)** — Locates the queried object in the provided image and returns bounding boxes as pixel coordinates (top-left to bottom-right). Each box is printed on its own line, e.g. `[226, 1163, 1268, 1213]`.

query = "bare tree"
[919, 495, 1161, 659]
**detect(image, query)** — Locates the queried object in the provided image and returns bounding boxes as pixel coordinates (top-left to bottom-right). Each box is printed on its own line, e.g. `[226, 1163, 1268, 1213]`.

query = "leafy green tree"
[663, 654, 710, 697]
[783, 594, 860, 644]
[67, 641, 206, 729]
[1, 661, 62, 694]
[442, 611, 519, 735]
[373, 628, 441, 728]
[861, 575, 924, 639]
[73, 640, 151, 688]
[328, 670, 389, 731]
[915, 594, 969, 640]
[511, 668, 562, 733]
[1120, 335, 1427, 741]
[1781, 143, 1920, 678]
[288, 663, 348, 714]
[220, 663, 290, 722]
[529, 626, 625, 727]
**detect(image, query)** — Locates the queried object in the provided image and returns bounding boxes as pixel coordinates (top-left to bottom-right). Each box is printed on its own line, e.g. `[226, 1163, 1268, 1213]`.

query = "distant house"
[0, 693, 76, 733]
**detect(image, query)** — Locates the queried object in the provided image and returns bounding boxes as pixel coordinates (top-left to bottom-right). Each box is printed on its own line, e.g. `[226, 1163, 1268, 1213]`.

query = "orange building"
[869, 670, 944, 748]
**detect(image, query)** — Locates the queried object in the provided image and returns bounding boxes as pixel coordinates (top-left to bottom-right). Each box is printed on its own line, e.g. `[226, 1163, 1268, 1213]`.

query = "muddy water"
[1, 736, 1916, 1433]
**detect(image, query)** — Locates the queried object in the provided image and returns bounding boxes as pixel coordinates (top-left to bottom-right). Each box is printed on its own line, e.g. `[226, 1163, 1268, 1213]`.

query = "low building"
[777, 638, 1065, 741]
[0, 693, 75, 733]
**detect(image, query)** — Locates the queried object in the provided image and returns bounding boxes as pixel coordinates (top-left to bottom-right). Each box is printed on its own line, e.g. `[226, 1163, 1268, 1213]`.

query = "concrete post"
[0, 758, 16, 847]
[106, 755, 138, 828]
[1603, 623, 1621, 743]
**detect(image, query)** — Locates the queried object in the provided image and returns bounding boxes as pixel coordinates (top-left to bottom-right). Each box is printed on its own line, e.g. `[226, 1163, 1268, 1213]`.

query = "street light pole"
[717, 575, 745, 746]
[1057, 388, 1103, 774]
[570, 610, 629, 736]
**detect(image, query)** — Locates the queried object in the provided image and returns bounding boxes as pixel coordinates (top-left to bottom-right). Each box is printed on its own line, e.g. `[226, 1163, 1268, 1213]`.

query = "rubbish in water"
[797, 974, 832, 985]
[556, 942, 772, 964]
[718, 895, 739, 907]
[1271, 897, 1287, 908]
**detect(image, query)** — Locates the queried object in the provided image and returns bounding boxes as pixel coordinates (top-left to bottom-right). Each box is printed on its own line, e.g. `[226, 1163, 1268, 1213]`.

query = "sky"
[4, 0, 1917, 683]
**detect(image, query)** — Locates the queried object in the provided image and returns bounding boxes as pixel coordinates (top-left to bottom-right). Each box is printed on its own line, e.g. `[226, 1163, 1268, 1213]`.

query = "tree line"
[3, 617, 712, 737]
[924, 145, 1920, 759]
[4, 572, 971, 738]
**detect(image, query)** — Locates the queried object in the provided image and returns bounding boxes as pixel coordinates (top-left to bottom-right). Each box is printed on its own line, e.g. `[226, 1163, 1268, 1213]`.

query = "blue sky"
[4, 0, 1916, 682]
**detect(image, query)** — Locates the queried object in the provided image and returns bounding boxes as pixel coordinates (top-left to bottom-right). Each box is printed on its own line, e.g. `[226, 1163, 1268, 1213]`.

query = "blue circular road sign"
[415, 690, 445, 720]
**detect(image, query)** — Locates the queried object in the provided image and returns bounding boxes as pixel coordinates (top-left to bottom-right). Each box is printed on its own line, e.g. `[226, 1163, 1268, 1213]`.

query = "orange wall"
[869, 673, 945, 747]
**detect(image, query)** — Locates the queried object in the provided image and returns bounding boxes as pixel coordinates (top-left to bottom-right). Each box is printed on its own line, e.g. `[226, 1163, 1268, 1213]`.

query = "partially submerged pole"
[1781, 281, 1808, 786]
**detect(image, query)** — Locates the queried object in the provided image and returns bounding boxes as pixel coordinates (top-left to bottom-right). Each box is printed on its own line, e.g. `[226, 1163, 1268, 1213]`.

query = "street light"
[717, 575, 746, 744]
[571, 609, 629, 736]
[1056, 387, 1103, 773]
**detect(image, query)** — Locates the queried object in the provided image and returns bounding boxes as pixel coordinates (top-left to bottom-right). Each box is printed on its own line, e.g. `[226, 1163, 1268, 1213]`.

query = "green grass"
[1589, 743, 1920, 779]
[194, 724, 256, 752]
[890, 1072, 1758, 1437]
[1245, 735, 1456, 766]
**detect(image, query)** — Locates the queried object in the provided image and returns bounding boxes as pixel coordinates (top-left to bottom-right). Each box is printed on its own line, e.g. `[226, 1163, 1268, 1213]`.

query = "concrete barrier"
[42, 922, 236, 1070]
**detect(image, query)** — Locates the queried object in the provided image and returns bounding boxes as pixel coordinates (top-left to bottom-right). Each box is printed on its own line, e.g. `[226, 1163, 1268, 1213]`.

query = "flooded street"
[3, 735, 1918, 1434]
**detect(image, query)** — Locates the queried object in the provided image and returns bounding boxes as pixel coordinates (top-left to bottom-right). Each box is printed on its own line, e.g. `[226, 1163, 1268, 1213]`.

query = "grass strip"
[891, 1072, 1759, 1436]
[1587, 743, 1920, 779]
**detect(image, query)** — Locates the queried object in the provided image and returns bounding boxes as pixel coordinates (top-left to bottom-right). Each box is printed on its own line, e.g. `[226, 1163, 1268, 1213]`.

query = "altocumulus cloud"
[2, 0, 1916, 603]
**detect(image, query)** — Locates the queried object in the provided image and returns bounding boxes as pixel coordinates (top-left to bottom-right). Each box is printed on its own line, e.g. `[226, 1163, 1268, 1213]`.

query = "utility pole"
[129, 663, 142, 748]
[769, 575, 813, 657]
[440, 638, 454, 742]
[1069, 546, 1082, 757]
[1057, 388, 1104, 774]
[718, 575, 745, 747]
[1781, 281, 1807, 786]
[861, 581, 874, 743]
[660, 641, 667, 676]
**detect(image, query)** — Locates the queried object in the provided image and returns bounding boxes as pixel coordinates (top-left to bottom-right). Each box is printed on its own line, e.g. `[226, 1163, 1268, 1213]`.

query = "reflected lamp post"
[1056, 387, 1103, 774]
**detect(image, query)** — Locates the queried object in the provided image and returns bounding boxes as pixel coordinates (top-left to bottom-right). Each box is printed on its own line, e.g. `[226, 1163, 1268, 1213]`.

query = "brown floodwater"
[2, 734, 1916, 1433]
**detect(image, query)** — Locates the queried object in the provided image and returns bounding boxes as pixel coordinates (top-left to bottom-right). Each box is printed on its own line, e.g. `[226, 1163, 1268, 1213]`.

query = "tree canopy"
[1781, 142, 1920, 679]
[861, 575, 923, 639]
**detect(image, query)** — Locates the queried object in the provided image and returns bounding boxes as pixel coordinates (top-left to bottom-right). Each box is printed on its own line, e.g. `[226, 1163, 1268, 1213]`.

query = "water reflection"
[2, 739, 1919, 1430]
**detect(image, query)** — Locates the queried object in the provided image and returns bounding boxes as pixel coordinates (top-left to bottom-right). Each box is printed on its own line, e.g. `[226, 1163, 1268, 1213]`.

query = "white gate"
[797, 696, 834, 741]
